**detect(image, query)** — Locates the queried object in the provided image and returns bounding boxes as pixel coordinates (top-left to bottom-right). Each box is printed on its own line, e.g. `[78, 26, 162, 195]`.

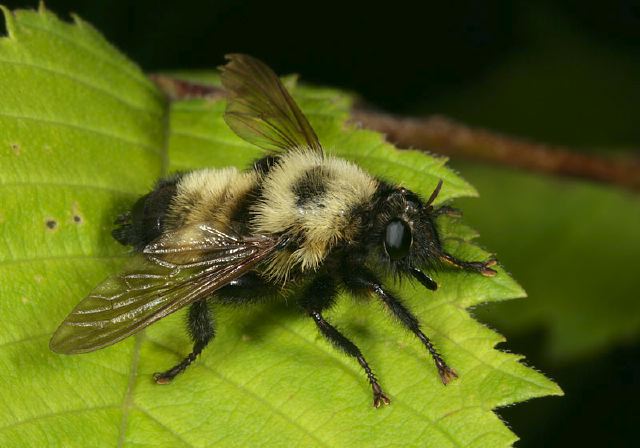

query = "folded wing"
[50, 224, 280, 354]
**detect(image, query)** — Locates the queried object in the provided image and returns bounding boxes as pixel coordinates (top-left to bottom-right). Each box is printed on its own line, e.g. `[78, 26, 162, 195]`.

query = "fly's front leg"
[343, 267, 457, 385]
[440, 253, 498, 277]
[432, 205, 462, 218]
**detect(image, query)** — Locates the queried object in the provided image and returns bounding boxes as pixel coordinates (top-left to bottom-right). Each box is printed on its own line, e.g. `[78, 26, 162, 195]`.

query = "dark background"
[5, 1, 640, 446]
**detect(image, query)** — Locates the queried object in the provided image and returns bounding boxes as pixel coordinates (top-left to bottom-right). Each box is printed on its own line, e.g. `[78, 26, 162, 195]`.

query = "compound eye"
[384, 219, 412, 260]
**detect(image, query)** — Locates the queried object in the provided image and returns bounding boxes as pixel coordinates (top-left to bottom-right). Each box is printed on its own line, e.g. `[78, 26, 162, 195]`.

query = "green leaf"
[0, 6, 560, 447]
[454, 163, 640, 361]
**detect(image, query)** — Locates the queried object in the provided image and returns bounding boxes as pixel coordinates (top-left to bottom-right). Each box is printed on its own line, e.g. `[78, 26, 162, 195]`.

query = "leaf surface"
[0, 7, 560, 447]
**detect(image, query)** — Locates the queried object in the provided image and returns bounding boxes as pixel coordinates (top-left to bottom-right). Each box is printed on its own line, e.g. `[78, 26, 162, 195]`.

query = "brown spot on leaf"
[45, 219, 57, 230]
[73, 215, 82, 223]
[10, 143, 20, 155]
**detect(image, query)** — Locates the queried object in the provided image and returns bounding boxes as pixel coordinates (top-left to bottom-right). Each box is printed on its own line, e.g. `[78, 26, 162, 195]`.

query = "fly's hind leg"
[154, 273, 276, 384]
[154, 299, 215, 384]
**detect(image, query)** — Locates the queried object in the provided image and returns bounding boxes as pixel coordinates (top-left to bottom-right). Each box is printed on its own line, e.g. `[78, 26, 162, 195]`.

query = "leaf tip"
[502, 273, 527, 299]
[450, 170, 479, 199]
[550, 382, 565, 396]
[281, 73, 299, 92]
[34, 2, 60, 22]
[69, 11, 91, 30]
[0, 4, 15, 39]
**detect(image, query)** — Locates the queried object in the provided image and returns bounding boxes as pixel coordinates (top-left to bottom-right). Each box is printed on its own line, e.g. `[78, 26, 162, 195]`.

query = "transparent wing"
[220, 53, 323, 155]
[50, 224, 280, 354]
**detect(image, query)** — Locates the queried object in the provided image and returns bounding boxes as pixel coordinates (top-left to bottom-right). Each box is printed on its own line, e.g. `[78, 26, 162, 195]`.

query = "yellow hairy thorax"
[253, 150, 378, 281]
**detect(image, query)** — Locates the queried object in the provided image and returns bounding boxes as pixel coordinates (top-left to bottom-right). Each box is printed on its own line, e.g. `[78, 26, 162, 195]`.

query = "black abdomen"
[112, 175, 182, 251]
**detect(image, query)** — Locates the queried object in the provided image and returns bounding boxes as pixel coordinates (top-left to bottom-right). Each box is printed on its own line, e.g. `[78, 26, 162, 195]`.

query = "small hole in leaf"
[71, 202, 83, 224]
[45, 219, 57, 230]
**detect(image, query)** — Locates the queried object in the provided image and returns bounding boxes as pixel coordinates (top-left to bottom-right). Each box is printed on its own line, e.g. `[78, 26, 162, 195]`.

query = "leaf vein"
[17, 20, 156, 96]
[0, 405, 118, 432]
[134, 406, 194, 447]
[0, 58, 158, 114]
[0, 181, 141, 196]
[118, 334, 144, 448]
[0, 253, 127, 267]
[147, 339, 330, 447]
[0, 332, 50, 350]
[171, 129, 258, 153]
[0, 110, 161, 155]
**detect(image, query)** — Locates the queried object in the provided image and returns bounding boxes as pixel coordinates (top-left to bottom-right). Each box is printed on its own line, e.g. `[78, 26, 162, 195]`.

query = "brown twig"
[351, 110, 640, 192]
[150, 74, 640, 193]
[149, 74, 225, 101]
